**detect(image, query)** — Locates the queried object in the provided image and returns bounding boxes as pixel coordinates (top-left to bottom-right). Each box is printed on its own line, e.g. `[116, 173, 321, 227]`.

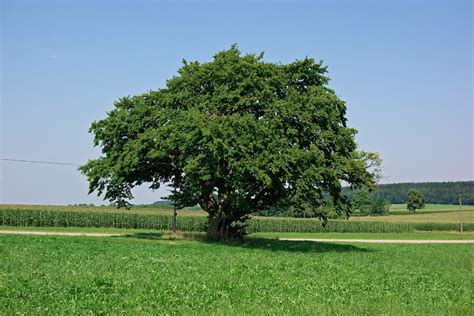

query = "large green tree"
[80, 46, 379, 240]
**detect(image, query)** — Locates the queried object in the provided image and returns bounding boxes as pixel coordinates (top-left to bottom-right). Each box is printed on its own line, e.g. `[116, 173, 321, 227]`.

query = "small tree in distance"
[407, 189, 425, 212]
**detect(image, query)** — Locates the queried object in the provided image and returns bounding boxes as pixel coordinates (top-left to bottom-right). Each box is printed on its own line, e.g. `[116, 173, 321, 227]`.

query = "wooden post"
[172, 199, 177, 234]
[459, 195, 463, 240]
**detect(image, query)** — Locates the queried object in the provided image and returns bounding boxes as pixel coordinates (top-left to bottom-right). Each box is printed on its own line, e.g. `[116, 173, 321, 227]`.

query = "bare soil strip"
[0, 230, 473, 243]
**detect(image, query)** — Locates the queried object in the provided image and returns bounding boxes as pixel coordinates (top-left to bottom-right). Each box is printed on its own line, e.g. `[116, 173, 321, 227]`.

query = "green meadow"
[1, 234, 472, 315]
[1, 203, 472, 314]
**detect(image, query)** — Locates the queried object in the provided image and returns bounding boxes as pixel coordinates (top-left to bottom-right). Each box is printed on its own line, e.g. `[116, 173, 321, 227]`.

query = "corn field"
[1, 208, 471, 233]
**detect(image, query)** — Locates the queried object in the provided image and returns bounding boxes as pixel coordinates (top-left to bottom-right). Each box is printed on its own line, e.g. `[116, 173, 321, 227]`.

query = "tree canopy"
[407, 189, 425, 212]
[80, 45, 379, 240]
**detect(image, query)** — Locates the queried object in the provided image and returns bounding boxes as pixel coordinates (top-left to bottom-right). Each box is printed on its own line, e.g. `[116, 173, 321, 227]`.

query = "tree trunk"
[172, 202, 177, 233]
[207, 211, 244, 241]
[207, 212, 229, 240]
[201, 191, 246, 241]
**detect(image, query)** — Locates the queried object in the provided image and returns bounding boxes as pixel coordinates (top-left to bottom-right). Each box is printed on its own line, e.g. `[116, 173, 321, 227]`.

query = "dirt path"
[0, 230, 473, 243]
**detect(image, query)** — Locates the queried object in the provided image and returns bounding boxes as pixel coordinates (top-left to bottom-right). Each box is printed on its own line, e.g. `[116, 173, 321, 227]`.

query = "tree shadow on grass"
[118, 232, 205, 241]
[119, 232, 372, 253]
[122, 232, 163, 239]
[210, 237, 372, 253]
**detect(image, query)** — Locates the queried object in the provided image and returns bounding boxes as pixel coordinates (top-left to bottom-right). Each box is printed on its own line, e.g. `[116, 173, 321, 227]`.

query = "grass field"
[349, 209, 474, 224]
[389, 203, 465, 211]
[253, 231, 474, 240]
[0, 234, 472, 314]
[349, 203, 474, 224]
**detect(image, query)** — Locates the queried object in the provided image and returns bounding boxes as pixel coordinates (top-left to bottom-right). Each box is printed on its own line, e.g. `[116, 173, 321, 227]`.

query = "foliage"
[350, 190, 390, 215]
[407, 189, 425, 212]
[1, 235, 472, 315]
[256, 202, 338, 219]
[80, 45, 379, 240]
[371, 196, 391, 215]
[132, 200, 201, 210]
[1, 208, 472, 232]
[343, 181, 474, 205]
[351, 190, 372, 215]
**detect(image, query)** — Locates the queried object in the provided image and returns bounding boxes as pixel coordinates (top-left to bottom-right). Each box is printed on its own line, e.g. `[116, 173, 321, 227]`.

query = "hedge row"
[0, 209, 471, 233]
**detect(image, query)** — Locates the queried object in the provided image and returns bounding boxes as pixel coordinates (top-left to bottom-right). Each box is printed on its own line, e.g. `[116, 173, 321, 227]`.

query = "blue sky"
[1, 0, 472, 205]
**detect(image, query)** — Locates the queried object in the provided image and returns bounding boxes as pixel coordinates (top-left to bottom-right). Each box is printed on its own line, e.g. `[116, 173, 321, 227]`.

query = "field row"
[0, 204, 207, 216]
[1, 208, 471, 233]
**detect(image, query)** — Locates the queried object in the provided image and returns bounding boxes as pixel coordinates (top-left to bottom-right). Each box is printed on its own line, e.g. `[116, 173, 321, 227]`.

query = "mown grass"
[389, 203, 466, 211]
[0, 234, 472, 314]
[253, 231, 474, 240]
[349, 209, 473, 224]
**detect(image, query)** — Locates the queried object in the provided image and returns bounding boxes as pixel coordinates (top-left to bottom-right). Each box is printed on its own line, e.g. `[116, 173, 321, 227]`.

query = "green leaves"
[407, 190, 425, 212]
[81, 45, 379, 238]
[350, 190, 390, 216]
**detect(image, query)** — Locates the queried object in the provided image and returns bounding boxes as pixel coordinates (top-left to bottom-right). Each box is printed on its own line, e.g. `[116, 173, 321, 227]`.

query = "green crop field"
[1, 203, 473, 233]
[0, 204, 206, 217]
[0, 234, 472, 314]
[2, 203, 471, 221]
[389, 203, 465, 211]
[350, 204, 474, 224]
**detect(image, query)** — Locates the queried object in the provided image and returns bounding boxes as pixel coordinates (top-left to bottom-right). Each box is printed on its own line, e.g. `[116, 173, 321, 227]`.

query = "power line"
[0, 158, 80, 166]
[1, 158, 173, 167]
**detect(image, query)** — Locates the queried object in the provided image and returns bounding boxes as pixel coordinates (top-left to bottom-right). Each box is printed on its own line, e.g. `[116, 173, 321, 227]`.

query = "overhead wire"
[0, 158, 80, 166]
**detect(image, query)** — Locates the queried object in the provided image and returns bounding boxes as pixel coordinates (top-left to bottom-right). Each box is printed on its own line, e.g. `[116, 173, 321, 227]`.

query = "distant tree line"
[343, 181, 473, 205]
[256, 192, 390, 218]
[132, 200, 202, 210]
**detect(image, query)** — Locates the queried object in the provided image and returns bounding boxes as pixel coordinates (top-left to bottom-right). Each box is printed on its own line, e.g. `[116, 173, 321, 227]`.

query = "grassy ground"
[253, 231, 474, 240]
[0, 234, 472, 314]
[1, 226, 472, 240]
[390, 203, 464, 211]
[349, 209, 473, 224]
